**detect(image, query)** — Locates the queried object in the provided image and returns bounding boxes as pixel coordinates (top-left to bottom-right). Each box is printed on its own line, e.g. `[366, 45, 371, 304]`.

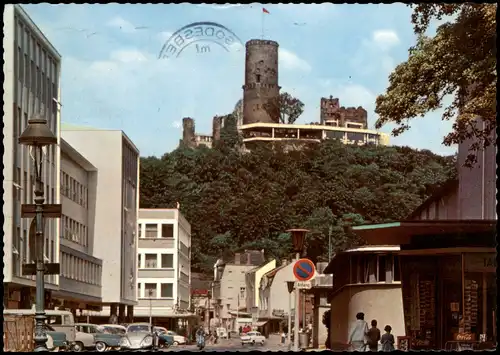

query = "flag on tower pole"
[261, 8, 270, 39]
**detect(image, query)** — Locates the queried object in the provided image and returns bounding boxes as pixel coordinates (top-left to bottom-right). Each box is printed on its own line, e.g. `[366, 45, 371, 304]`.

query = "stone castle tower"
[182, 117, 196, 148]
[242, 39, 281, 125]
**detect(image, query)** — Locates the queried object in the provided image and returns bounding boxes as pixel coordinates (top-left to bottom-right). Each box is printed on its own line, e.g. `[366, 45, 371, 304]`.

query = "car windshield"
[127, 325, 150, 333]
[104, 327, 123, 335]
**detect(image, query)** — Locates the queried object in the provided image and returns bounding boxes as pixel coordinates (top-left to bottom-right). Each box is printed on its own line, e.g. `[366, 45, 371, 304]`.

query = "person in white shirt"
[349, 312, 369, 351]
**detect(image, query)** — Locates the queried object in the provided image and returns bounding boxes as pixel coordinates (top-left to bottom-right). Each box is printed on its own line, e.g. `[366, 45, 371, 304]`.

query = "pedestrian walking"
[366, 319, 381, 351]
[381, 325, 395, 352]
[281, 331, 286, 344]
[348, 312, 369, 351]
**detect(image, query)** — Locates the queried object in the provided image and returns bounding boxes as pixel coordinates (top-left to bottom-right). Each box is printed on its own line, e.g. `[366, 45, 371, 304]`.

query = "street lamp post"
[287, 229, 309, 352]
[148, 289, 153, 326]
[286, 281, 295, 348]
[18, 115, 59, 352]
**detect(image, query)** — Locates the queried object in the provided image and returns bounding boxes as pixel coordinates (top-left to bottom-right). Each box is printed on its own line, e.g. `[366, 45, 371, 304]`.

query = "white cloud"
[372, 30, 400, 51]
[157, 31, 174, 44]
[171, 121, 182, 129]
[107, 16, 137, 33]
[110, 49, 149, 63]
[279, 48, 311, 72]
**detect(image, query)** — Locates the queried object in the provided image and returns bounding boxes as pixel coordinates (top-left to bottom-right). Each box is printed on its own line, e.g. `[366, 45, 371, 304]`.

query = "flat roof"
[351, 220, 497, 245]
[240, 122, 387, 135]
[60, 138, 97, 172]
[62, 122, 140, 155]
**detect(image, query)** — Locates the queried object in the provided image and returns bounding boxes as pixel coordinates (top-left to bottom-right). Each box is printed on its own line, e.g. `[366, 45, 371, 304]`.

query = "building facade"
[213, 251, 266, 330]
[61, 127, 140, 322]
[245, 260, 276, 312]
[50, 138, 103, 313]
[135, 208, 192, 323]
[3, 4, 62, 308]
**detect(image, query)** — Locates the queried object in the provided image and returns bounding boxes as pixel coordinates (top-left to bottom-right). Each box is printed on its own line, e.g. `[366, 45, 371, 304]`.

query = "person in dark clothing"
[381, 325, 395, 352]
[239, 326, 243, 335]
[366, 320, 381, 351]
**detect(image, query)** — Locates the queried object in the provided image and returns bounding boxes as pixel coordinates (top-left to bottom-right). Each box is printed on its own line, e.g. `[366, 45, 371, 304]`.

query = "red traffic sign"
[293, 258, 316, 282]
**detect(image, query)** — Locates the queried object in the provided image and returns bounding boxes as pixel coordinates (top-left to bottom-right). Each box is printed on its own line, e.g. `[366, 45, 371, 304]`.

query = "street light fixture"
[286, 229, 309, 352]
[18, 115, 58, 352]
[286, 281, 295, 347]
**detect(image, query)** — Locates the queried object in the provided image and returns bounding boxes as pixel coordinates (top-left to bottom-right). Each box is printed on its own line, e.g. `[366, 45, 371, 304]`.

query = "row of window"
[61, 214, 88, 247]
[138, 282, 174, 299]
[138, 253, 174, 269]
[61, 251, 101, 286]
[14, 16, 59, 106]
[61, 171, 89, 208]
[138, 223, 174, 239]
[12, 167, 56, 205]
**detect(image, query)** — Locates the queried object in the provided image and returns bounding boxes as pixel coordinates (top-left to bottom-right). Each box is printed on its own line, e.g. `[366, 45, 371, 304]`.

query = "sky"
[23, 3, 458, 157]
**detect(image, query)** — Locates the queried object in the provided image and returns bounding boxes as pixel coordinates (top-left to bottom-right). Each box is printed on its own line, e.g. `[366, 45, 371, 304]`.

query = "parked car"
[119, 323, 156, 351]
[241, 331, 266, 346]
[73, 323, 122, 352]
[153, 327, 174, 348]
[43, 324, 69, 352]
[100, 324, 127, 336]
[162, 330, 187, 345]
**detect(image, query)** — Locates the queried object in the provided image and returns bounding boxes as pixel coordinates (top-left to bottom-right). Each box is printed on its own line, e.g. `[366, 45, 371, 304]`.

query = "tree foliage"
[264, 92, 305, 124]
[141, 141, 456, 271]
[375, 3, 496, 166]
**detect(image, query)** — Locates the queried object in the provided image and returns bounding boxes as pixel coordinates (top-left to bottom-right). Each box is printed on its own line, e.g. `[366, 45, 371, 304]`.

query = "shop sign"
[464, 253, 496, 273]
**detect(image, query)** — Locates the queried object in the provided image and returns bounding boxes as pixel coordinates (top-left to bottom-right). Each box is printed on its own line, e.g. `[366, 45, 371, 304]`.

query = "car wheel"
[252, 340, 255, 346]
[72, 342, 84, 352]
[241, 342, 245, 346]
[173, 341, 179, 346]
[95, 341, 107, 352]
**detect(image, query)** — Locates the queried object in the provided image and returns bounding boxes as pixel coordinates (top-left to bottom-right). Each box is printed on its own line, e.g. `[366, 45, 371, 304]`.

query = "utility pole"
[328, 225, 333, 260]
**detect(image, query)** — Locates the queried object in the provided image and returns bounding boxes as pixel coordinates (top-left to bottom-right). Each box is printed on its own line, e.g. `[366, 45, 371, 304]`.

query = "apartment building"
[61, 126, 139, 322]
[135, 209, 192, 328]
[3, 4, 62, 308]
[212, 250, 266, 330]
[50, 138, 103, 312]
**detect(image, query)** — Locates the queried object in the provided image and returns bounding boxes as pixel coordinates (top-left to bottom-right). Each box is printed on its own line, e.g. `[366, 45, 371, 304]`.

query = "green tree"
[375, 4, 496, 166]
[216, 113, 242, 151]
[140, 140, 456, 271]
[264, 92, 305, 124]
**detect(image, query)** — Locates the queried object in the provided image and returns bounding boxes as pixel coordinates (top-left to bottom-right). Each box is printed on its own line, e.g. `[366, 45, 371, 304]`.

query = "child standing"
[381, 325, 395, 352]
[366, 320, 381, 351]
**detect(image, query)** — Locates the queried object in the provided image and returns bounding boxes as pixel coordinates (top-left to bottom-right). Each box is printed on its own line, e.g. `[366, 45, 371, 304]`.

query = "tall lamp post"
[18, 115, 60, 352]
[287, 229, 309, 352]
[286, 281, 295, 348]
[148, 288, 154, 326]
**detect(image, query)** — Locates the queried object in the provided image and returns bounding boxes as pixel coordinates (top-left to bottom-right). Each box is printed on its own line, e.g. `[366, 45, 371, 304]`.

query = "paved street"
[167, 335, 288, 352]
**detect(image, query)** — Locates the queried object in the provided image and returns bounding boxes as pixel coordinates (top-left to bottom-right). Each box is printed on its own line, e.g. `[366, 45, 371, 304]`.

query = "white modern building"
[50, 138, 103, 313]
[61, 125, 140, 323]
[135, 208, 192, 328]
[3, 4, 62, 308]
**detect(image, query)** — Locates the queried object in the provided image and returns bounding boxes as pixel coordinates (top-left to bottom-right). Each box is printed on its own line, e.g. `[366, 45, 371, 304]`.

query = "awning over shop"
[254, 321, 269, 327]
[351, 220, 496, 246]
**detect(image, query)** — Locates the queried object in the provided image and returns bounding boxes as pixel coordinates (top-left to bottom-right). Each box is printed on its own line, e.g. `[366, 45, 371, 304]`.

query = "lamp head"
[286, 229, 309, 253]
[18, 114, 57, 147]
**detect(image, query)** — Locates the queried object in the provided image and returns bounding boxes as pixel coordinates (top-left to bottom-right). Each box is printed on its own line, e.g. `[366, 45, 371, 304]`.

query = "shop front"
[352, 220, 496, 351]
[399, 251, 496, 350]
